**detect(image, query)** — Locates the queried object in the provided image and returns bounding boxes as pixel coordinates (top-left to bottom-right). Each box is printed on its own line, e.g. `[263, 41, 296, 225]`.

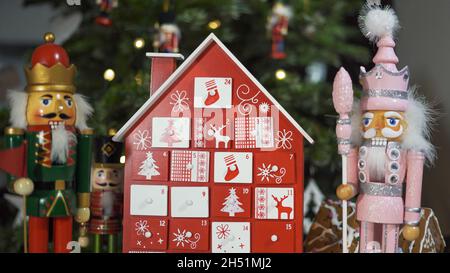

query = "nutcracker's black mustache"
[95, 182, 119, 187]
[42, 113, 72, 119]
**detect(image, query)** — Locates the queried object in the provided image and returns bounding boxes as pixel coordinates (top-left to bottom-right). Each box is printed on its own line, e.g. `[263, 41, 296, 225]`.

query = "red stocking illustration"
[160, 120, 182, 147]
[204, 79, 220, 106]
[224, 154, 240, 181]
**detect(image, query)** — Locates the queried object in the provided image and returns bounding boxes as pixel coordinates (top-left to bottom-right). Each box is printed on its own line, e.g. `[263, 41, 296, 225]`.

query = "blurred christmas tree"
[18, 0, 371, 197]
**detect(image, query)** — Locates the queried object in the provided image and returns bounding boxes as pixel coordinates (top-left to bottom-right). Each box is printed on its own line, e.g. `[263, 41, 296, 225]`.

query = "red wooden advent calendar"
[113, 34, 314, 253]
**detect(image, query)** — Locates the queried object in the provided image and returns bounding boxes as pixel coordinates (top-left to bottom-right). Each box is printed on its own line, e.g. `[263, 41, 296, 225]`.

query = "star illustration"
[137, 240, 142, 246]
[239, 243, 245, 249]
[158, 238, 164, 244]
[217, 244, 222, 250]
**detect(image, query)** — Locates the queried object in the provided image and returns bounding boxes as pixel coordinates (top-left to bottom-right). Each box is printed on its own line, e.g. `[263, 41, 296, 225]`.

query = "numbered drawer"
[130, 184, 168, 216]
[211, 222, 250, 253]
[170, 186, 209, 218]
[254, 152, 295, 185]
[211, 186, 251, 218]
[214, 152, 253, 183]
[151, 117, 190, 148]
[254, 187, 294, 220]
[168, 219, 209, 251]
[170, 150, 210, 182]
[194, 77, 232, 109]
[132, 151, 169, 181]
[252, 221, 295, 253]
[129, 217, 168, 251]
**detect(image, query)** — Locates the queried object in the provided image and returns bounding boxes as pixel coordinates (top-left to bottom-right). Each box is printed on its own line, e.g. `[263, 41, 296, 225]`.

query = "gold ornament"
[44, 32, 55, 43]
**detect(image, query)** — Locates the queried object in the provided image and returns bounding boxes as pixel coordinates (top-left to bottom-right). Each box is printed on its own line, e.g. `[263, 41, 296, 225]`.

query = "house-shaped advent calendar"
[113, 34, 314, 253]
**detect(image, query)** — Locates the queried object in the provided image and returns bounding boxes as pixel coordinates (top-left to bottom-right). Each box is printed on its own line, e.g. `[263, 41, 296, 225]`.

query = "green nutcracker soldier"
[0, 33, 94, 253]
[89, 129, 124, 253]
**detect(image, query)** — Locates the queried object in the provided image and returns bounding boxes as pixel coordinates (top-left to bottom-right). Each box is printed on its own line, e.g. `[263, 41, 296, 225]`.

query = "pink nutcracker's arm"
[347, 147, 359, 196]
[404, 150, 425, 225]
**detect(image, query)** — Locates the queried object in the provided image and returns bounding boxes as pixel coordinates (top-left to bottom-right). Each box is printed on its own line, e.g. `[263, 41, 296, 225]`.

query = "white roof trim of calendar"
[113, 33, 314, 144]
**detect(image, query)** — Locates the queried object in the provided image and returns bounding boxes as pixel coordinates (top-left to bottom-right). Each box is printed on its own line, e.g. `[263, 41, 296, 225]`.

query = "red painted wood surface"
[122, 42, 304, 253]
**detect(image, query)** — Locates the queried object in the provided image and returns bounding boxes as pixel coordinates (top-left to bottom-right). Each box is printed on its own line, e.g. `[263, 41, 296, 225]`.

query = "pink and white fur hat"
[358, 2, 408, 112]
[351, 2, 436, 163]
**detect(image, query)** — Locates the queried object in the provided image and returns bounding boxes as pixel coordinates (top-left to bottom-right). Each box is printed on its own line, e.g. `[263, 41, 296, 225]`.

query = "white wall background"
[395, 0, 450, 236]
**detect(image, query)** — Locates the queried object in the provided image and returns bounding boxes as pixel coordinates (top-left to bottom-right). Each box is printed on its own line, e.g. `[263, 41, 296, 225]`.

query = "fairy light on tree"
[134, 38, 145, 49]
[208, 20, 221, 30]
[103, 68, 115, 81]
[275, 69, 286, 80]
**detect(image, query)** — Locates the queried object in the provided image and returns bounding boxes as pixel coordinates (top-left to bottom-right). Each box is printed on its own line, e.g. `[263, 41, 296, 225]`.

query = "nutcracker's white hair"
[160, 23, 181, 38]
[272, 3, 293, 19]
[402, 88, 436, 164]
[74, 94, 93, 131]
[349, 89, 436, 165]
[350, 99, 363, 147]
[6, 90, 93, 131]
[6, 90, 28, 129]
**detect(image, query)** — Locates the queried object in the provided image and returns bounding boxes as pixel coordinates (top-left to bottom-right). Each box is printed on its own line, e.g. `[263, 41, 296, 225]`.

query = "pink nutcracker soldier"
[333, 2, 435, 253]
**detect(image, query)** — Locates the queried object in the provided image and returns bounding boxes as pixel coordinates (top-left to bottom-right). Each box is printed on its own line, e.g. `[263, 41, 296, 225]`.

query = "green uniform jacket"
[4, 127, 93, 217]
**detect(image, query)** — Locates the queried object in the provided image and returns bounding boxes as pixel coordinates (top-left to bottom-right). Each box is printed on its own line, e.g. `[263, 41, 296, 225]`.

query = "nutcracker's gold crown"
[25, 62, 77, 93]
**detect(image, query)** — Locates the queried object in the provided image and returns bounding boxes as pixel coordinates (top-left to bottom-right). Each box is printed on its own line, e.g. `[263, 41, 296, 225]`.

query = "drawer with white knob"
[128, 217, 168, 251]
[170, 150, 210, 182]
[132, 151, 169, 181]
[252, 221, 295, 253]
[170, 186, 209, 218]
[211, 222, 250, 253]
[130, 184, 168, 216]
[254, 152, 296, 185]
[168, 219, 209, 251]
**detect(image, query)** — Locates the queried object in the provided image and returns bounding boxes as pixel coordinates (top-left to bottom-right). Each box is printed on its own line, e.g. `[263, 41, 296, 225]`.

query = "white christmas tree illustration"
[138, 152, 160, 179]
[221, 187, 244, 216]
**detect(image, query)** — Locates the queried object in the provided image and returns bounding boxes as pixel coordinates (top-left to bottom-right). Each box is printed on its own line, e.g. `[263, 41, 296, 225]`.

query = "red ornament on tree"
[267, 2, 293, 59]
[95, 0, 118, 27]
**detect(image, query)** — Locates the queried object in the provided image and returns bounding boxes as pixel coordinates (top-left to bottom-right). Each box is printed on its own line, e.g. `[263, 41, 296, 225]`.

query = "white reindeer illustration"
[207, 120, 230, 148]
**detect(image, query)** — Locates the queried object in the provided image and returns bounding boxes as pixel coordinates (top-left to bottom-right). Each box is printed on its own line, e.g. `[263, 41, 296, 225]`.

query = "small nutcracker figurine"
[0, 33, 94, 253]
[88, 129, 124, 253]
[267, 2, 292, 59]
[153, 11, 180, 53]
[332, 2, 435, 253]
[95, 0, 119, 27]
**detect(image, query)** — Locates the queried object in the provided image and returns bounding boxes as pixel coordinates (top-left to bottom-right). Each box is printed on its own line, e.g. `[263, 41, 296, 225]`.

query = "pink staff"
[332, 68, 353, 253]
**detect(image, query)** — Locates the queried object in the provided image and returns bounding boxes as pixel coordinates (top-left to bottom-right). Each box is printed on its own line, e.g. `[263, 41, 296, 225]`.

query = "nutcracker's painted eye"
[112, 170, 119, 178]
[362, 117, 372, 127]
[362, 112, 374, 128]
[40, 96, 52, 107]
[64, 96, 73, 108]
[96, 170, 105, 178]
[386, 117, 400, 127]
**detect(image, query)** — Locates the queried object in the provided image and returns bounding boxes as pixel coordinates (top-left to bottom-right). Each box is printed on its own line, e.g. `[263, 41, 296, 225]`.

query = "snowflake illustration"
[135, 220, 149, 236]
[259, 102, 270, 114]
[133, 130, 152, 150]
[170, 90, 190, 113]
[257, 164, 275, 182]
[172, 229, 190, 247]
[216, 224, 230, 240]
[257, 163, 286, 183]
[275, 129, 293, 149]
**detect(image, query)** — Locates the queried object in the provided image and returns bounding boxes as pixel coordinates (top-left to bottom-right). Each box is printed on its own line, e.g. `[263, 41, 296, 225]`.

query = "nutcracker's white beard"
[102, 191, 115, 216]
[51, 124, 77, 164]
[366, 146, 386, 182]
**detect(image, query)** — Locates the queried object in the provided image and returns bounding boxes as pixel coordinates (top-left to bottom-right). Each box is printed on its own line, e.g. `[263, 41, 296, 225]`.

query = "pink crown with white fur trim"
[358, 3, 409, 111]
[359, 36, 410, 111]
